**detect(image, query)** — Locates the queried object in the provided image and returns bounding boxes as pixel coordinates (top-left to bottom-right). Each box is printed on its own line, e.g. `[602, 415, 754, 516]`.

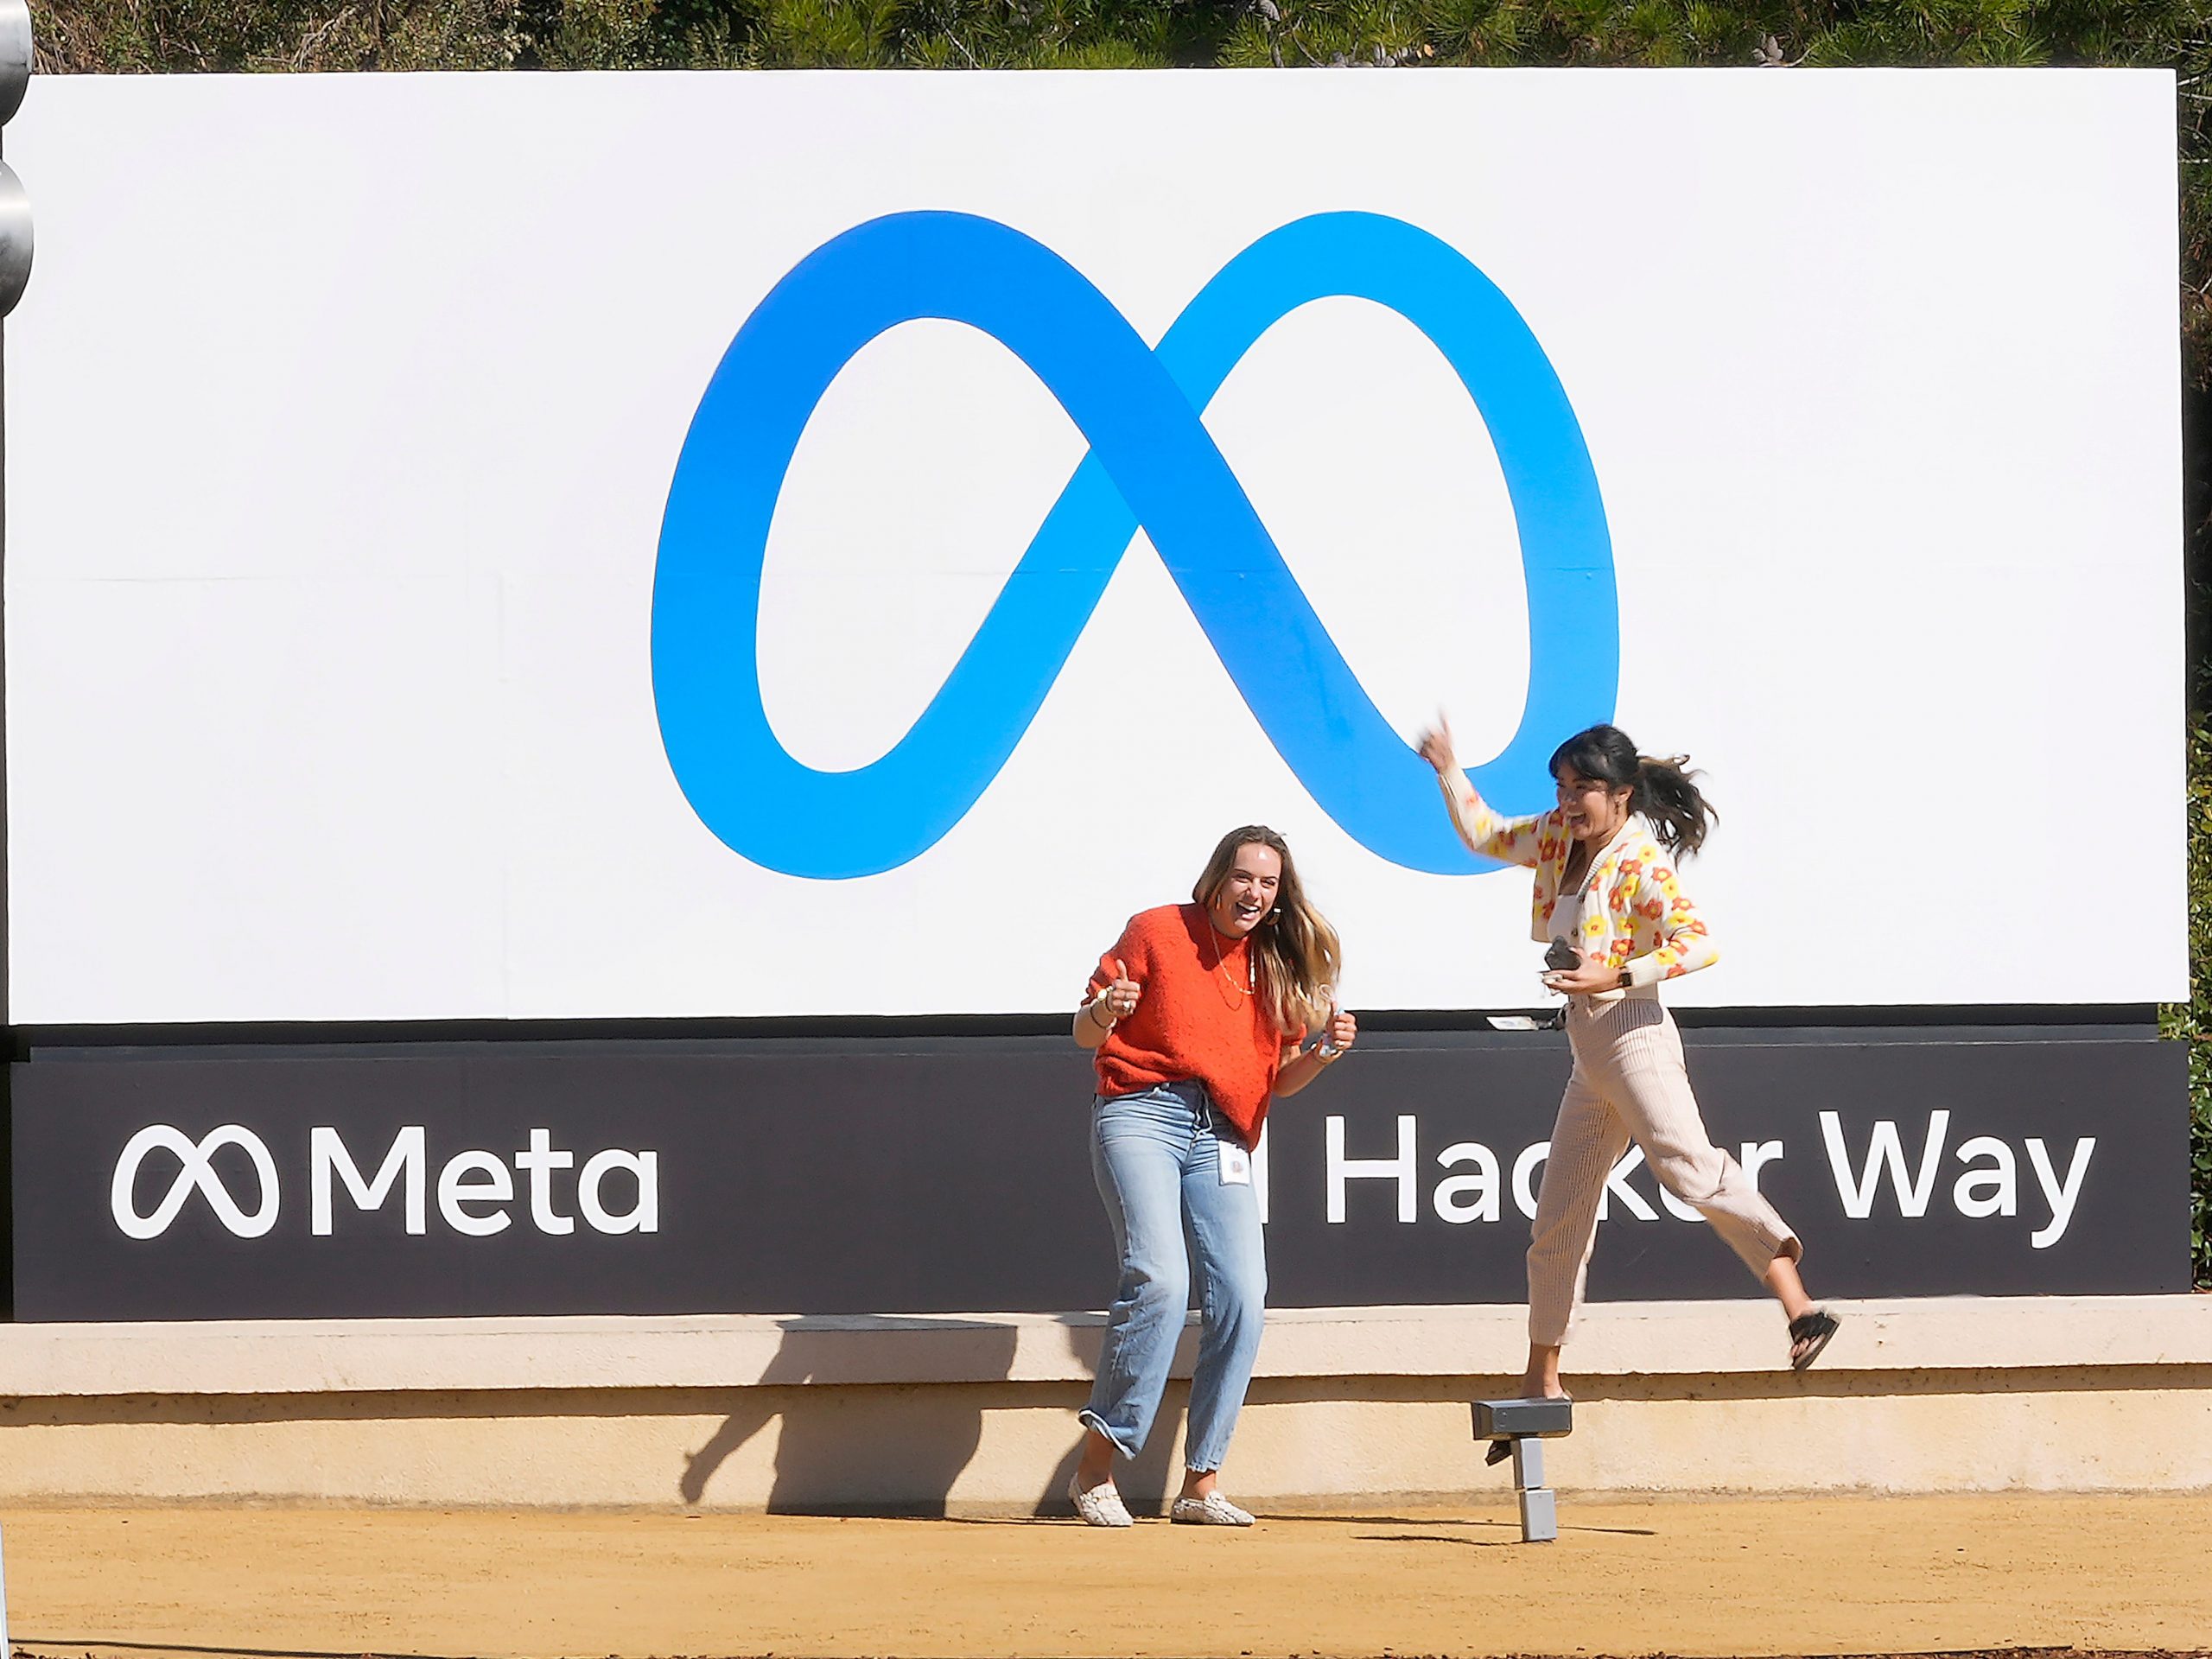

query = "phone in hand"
[1543, 936, 1582, 973]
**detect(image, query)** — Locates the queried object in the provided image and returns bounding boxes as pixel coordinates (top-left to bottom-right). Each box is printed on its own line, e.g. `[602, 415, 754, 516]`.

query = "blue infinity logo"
[653, 211, 1617, 879]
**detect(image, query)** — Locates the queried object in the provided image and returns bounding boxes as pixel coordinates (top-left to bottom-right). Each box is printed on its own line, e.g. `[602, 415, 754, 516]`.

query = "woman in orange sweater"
[1066, 825, 1358, 1529]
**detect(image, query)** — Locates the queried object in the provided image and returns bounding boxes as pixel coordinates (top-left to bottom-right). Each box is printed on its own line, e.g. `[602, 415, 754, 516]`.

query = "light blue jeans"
[1078, 1080, 1268, 1474]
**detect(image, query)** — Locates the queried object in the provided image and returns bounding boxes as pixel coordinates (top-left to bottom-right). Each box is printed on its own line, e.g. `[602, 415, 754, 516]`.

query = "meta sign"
[3, 71, 2189, 1319]
[652, 209, 1614, 878]
[4, 72, 2182, 1022]
[13, 1027, 2187, 1320]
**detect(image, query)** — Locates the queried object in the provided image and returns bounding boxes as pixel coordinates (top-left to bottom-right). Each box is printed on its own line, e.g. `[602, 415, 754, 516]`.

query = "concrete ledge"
[0, 1294, 2204, 1396]
[0, 1299, 2202, 1507]
[0, 1365, 2205, 1508]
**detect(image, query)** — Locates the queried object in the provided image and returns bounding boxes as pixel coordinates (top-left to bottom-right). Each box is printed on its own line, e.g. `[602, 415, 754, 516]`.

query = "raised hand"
[1416, 712, 1457, 776]
[1322, 1007, 1357, 1054]
[1098, 958, 1142, 1020]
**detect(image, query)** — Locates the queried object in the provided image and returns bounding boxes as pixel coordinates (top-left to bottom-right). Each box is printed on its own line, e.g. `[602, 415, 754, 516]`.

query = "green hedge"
[2164, 711, 2212, 1287]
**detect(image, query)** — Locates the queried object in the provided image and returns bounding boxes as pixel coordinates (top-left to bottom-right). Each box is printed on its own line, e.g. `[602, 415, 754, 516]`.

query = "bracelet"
[1089, 997, 1116, 1029]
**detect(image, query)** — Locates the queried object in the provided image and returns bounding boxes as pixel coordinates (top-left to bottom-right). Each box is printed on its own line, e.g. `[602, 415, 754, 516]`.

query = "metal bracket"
[0, 0, 29, 126]
[0, 0, 31, 319]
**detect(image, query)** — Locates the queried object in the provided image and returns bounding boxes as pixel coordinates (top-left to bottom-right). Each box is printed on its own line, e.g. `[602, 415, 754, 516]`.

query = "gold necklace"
[1202, 923, 1255, 1006]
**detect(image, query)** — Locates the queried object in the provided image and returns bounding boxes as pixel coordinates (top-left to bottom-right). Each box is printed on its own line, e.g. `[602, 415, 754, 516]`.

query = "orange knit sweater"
[1086, 904, 1289, 1146]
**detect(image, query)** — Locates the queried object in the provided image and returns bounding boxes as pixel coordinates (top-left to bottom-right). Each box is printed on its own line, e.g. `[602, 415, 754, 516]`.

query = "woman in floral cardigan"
[1419, 720, 1839, 1432]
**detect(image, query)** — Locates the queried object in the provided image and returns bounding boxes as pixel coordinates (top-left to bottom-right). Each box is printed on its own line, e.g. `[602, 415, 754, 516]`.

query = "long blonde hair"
[1191, 825, 1342, 1036]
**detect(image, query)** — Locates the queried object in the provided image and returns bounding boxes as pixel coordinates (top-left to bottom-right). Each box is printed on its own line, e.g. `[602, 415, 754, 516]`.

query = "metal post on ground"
[1471, 1396, 1573, 1543]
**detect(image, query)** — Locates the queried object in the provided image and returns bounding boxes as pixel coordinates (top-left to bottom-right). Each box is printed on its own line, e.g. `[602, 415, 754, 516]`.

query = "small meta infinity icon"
[111, 1123, 280, 1240]
[652, 211, 1618, 879]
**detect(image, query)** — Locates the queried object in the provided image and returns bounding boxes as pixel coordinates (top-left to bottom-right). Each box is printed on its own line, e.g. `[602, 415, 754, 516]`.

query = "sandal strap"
[1788, 1307, 1841, 1372]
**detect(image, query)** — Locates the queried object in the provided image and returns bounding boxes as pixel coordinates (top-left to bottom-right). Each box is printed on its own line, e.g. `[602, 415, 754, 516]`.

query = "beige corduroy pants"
[1528, 994, 1801, 1347]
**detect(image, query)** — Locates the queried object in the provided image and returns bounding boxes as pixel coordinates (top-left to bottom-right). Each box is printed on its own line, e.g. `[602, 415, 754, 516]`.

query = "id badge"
[1218, 1143, 1252, 1185]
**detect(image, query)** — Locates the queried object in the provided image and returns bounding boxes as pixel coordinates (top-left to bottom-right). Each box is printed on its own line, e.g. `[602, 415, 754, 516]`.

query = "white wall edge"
[0, 1294, 2204, 1398]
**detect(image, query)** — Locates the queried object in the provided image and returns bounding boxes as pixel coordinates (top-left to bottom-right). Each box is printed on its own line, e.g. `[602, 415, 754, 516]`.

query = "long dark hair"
[1191, 825, 1341, 1035]
[1548, 724, 1717, 857]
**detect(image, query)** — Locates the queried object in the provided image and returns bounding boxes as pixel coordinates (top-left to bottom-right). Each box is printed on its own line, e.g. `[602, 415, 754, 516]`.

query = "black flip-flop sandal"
[1788, 1308, 1840, 1371]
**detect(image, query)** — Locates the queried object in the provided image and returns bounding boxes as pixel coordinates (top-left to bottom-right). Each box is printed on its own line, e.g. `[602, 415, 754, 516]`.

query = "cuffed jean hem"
[1076, 1408, 1135, 1460]
[1076, 1408, 1221, 1473]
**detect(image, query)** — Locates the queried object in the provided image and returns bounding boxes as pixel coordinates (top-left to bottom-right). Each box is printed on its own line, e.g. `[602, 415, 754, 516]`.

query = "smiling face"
[1555, 766, 1634, 846]
[1205, 842, 1283, 939]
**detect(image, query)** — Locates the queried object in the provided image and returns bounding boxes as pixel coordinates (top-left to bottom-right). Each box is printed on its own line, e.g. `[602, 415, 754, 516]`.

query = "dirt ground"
[1, 1494, 2207, 1659]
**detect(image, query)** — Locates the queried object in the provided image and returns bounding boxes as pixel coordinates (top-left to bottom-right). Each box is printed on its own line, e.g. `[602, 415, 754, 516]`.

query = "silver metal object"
[1510, 1434, 1546, 1488]
[0, 0, 31, 126]
[1471, 1395, 1573, 1440]
[1472, 1396, 1572, 1543]
[0, 159, 30, 316]
[1516, 1483, 1558, 1542]
[1315, 986, 1342, 1058]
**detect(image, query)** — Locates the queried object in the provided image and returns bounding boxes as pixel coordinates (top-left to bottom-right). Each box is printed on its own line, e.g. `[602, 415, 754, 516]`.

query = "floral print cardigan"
[1437, 766, 1719, 988]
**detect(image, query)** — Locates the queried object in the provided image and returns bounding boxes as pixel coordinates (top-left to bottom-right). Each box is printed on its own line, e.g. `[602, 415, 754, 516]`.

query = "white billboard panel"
[3, 69, 2183, 1020]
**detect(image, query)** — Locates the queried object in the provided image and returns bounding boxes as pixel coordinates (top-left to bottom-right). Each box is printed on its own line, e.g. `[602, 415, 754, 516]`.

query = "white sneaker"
[1170, 1491, 1255, 1527]
[1069, 1472, 1134, 1528]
